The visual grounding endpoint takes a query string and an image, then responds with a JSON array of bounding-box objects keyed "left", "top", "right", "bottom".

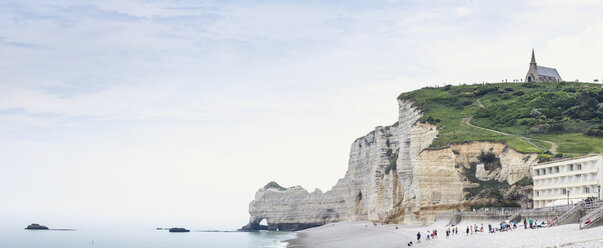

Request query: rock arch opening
[{"left": 259, "top": 219, "right": 268, "bottom": 226}]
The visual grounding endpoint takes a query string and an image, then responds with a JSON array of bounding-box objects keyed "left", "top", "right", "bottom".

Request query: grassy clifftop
[{"left": 398, "top": 82, "right": 602, "bottom": 156}]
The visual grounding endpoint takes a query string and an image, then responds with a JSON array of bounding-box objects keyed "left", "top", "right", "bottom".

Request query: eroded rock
[{"left": 242, "top": 100, "right": 538, "bottom": 230}]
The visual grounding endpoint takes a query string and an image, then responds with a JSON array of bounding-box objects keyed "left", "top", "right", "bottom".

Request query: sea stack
[
  {"left": 168, "top": 227, "right": 190, "bottom": 232},
  {"left": 25, "top": 224, "right": 49, "bottom": 230}
]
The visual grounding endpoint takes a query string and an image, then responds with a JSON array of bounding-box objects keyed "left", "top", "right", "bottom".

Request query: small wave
[{"left": 271, "top": 241, "right": 288, "bottom": 248}]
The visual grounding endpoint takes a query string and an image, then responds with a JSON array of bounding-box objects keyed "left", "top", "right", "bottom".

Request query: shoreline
[
  {"left": 283, "top": 232, "right": 305, "bottom": 247},
  {"left": 283, "top": 221, "right": 603, "bottom": 248}
]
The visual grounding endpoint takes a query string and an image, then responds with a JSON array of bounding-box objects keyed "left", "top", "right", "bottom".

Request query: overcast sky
[{"left": 1, "top": 0, "right": 602, "bottom": 230}]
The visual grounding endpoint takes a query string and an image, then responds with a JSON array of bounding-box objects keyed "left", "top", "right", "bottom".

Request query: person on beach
[
  {"left": 529, "top": 218, "right": 533, "bottom": 229},
  {"left": 466, "top": 226, "right": 469, "bottom": 236},
  {"left": 417, "top": 232, "right": 421, "bottom": 243},
  {"left": 426, "top": 231, "right": 431, "bottom": 240},
  {"left": 488, "top": 224, "right": 492, "bottom": 233},
  {"left": 455, "top": 227, "right": 458, "bottom": 235},
  {"left": 524, "top": 219, "right": 527, "bottom": 229}
]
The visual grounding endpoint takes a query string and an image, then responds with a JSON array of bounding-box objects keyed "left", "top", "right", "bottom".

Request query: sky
[{"left": 1, "top": 0, "right": 603, "bottom": 230}]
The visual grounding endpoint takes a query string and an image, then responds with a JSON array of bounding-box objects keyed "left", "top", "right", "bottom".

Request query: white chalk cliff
[{"left": 242, "top": 100, "right": 538, "bottom": 231}]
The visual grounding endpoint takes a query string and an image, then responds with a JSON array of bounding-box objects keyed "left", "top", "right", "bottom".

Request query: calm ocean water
[{"left": 0, "top": 228, "right": 295, "bottom": 248}]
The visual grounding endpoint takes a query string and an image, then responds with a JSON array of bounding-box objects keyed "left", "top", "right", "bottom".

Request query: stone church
[{"left": 525, "top": 49, "right": 562, "bottom": 82}]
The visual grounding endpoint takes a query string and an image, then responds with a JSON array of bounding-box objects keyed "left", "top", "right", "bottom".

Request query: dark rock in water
[
  {"left": 168, "top": 227, "right": 190, "bottom": 232},
  {"left": 25, "top": 224, "right": 49, "bottom": 230},
  {"left": 239, "top": 222, "right": 321, "bottom": 231}
]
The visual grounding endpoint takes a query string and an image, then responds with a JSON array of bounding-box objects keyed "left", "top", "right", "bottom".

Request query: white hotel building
[{"left": 533, "top": 154, "right": 603, "bottom": 208}]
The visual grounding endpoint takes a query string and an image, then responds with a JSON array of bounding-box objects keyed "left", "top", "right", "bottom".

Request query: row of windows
[
  {"left": 534, "top": 173, "right": 599, "bottom": 186},
  {"left": 535, "top": 186, "right": 599, "bottom": 197},
  {"left": 535, "top": 160, "right": 599, "bottom": 176}
]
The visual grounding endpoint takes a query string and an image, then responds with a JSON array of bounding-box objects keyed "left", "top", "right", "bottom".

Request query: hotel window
[
  {"left": 548, "top": 167, "right": 552, "bottom": 174},
  {"left": 585, "top": 187, "right": 590, "bottom": 193},
  {"left": 562, "top": 189, "right": 567, "bottom": 195},
  {"left": 536, "top": 170, "right": 540, "bottom": 176},
  {"left": 576, "top": 175, "right": 581, "bottom": 182},
  {"left": 569, "top": 164, "right": 574, "bottom": 171},
  {"left": 543, "top": 169, "right": 547, "bottom": 175},
  {"left": 536, "top": 191, "right": 540, "bottom": 197},
  {"left": 577, "top": 164, "right": 582, "bottom": 170},
  {"left": 555, "top": 166, "right": 560, "bottom": 173}
]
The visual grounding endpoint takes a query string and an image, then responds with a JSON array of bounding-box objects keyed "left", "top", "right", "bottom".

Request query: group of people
[
  {"left": 524, "top": 217, "right": 548, "bottom": 229},
  {"left": 412, "top": 225, "right": 465, "bottom": 245},
  {"left": 584, "top": 196, "right": 596, "bottom": 205},
  {"left": 409, "top": 219, "right": 539, "bottom": 246},
  {"left": 408, "top": 197, "right": 601, "bottom": 246}
]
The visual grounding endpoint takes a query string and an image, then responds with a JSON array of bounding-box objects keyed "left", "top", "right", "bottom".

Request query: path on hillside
[
  {"left": 462, "top": 116, "right": 509, "bottom": 136},
  {"left": 462, "top": 99, "right": 558, "bottom": 154},
  {"left": 537, "top": 139, "right": 557, "bottom": 154},
  {"left": 476, "top": 98, "right": 485, "bottom": 108}
]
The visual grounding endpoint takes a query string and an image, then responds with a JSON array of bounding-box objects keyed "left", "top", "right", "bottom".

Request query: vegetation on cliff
[
  {"left": 384, "top": 151, "right": 398, "bottom": 175},
  {"left": 460, "top": 151, "right": 532, "bottom": 208},
  {"left": 264, "top": 181, "right": 287, "bottom": 191},
  {"left": 398, "top": 82, "right": 602, "bottom": 155}
]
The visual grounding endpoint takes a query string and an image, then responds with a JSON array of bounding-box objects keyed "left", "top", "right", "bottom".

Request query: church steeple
[{"left": 530, "top": 49, "right": 536, "bottom": 64}]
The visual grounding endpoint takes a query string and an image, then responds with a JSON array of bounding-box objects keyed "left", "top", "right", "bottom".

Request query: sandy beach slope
[{"left": 285, "top": 221, "right": 603, "bottom": 248}]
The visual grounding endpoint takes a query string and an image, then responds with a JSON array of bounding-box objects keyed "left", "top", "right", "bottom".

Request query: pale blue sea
[{"left": 0, "top": 228, "right": 295, "bottom": 248}]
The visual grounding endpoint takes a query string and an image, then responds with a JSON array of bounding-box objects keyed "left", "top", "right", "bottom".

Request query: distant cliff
[{"left": 242, "top": 98, "right": 538, "bottom": 231}]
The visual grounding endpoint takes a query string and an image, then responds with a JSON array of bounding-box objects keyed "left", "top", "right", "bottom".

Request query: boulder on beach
[
  {"left": 168, "top": 227, "right": 190, "bottom": 232},
  {"left": 25, "top": 224, "right": 49, "bottom": 230}
]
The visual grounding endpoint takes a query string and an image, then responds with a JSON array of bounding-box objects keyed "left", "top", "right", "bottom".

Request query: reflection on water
[{"left": 0, "top": 228, "right": 295, "bottom": 248}]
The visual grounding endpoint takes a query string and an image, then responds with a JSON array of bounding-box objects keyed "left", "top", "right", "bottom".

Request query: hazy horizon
[{"left": 1, "top": 0, "right": 603, "bottom": 230}]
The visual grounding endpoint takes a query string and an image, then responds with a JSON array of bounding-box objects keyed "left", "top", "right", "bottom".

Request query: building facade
[
  {"left": 525, "top": 49, "right": 562, "bottom": 82},
  {"left": 533, "top": 154, "right": 603, "bottom": 208}
]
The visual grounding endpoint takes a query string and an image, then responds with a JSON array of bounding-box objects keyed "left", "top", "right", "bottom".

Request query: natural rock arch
[{"left": 259, "top": 219, "right": 268, "bottom": 226}]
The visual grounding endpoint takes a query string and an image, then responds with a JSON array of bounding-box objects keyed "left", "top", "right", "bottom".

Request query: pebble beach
[{"left": 285, "top": 221, "right": 603, "bottom": 248}]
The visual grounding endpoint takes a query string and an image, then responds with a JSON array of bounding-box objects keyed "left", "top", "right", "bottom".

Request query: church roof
[{"left": 537, "top": 66, "right": 561, "bottom": 80}]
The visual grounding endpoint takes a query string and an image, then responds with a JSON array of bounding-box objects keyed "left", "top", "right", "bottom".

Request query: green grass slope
[{"left": 398, "top": 82, "right": 603, "bottom": 156}]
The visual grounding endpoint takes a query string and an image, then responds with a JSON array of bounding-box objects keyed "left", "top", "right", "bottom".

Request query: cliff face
[{"left": 242, "top": 100, "right": 538, "bottom": 231}]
